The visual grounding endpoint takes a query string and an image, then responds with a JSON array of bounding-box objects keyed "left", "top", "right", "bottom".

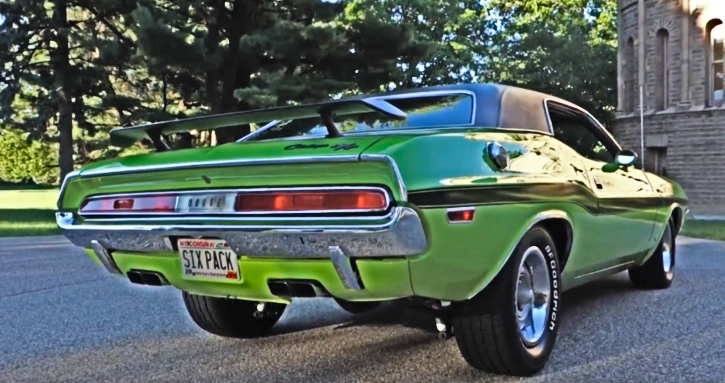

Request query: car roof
[{"left": 360, "top": 83, "right": 583, "bottom": 135}]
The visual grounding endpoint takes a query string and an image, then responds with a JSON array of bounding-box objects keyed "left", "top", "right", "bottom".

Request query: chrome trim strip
[
  {"left": 79, "top": 154, "right": 360, "bottom": 177},
  {"left": 90, "top": 240, "right": 122, "bottom": 274},
  {"left": 79, "top": 186, "right": 392, "bottom": 217},
  {"left": 542, "top": 98, "right": 556, "bottom": 134},
  {"left": 329, "top": 246, "right": 362, "bottom": 290},
  {"left": 57, "top": 170, "right": 81, "bottom": 209},
  {"left": 56, "top": 207, "right": 428, "bottom": 258},
  {"left": 71, "top": 154, "right": 407, "bottom": 204},
  {"left": 72, "top": 208, "right": 401, "bottom": 230},
  {"left": 573, "top": 261, "right": 635, "bottom": 279},
  {"left": 445, "top": 206, "right": 476, "bottom": 212},
  {"left": 544, "top": 99, "right": 623, "bottom": 152},
  {"left": 236, "top": 120, "right": 281, "bottom": 142},
  {"left": 82, "top": 209, "right": 395, "bottom": 223},
  {"left": 360, "top": 154, "right": 407, "bottom": 202}
]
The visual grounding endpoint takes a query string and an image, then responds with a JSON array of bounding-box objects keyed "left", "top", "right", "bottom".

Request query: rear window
[{"left": 246, "top": 93, "right": 474, "bottom": 142}]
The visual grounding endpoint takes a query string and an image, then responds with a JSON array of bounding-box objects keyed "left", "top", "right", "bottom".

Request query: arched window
[
  {"left": 707, "top": 20, "right": 724, "bottom": 106},
  {"left": 624, "top": 37, "right": 635, "bottom": 113},
  {"left": 655, "top": 29, "right": 669, "bottom": 111}
]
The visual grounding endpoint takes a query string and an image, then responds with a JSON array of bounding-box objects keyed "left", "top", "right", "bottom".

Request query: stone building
[{"left": 613, "top": 0, "right": 725, "bottom": 216}]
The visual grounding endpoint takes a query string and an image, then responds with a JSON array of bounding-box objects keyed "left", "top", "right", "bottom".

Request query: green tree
[
  {"left": 344, "top": 0, "right": 491, "bottom": 88},
  {"left": 1, "top": 0, "right": 621, "bottom": 185},
  {"left": 0, "top": 0, "right": 171, "bottom": 182},
  {"left": 130, "top": 0, "right": 440, "bottom": 144},
  {"left": 0, "top": 128, "right": 59, "bottom": 184},
  {"left": 483, "top": 0, "right": 618, "bottom": 128}
]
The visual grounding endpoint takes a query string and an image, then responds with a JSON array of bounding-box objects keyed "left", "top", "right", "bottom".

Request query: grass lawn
[
  {"left": 681, "top": 219, "right": 725, "bottom": 242},
  {"left": 0, "top": 189, "right": 59, "bottom": 237},
  {"left": 1, "top": 187, "right": 725, "bottom": 242}
]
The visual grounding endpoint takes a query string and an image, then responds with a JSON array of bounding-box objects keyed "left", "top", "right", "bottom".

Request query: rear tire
[
  {"left": 452, "top": 226, "right": 562, "bottom": 376},
  {"left": 628, "top": 218, "right": 676, "bottom": 290},
  {"left": 182, "top": 292, "right": 286, "bottom": 338},
  {"left": 334, "top": 298, "right": 381, "bottom": 314}
]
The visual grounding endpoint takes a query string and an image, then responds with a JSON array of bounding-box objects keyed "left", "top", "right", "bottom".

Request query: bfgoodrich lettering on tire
[{"left": 452, "top": 225, "right": 561, "bottom": 376}]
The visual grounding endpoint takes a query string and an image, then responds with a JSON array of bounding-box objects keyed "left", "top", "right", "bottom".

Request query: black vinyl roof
[{"left": 363, "top": 83, "right": 581, "bottom": 135}]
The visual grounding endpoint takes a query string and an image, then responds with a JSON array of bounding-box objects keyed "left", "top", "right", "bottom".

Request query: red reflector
[
  {"left": 235, "top": 190, "right": 388, "bottom": 212},
  {"left": 447, "top": 208, "right": 475, "bottom": 223},
  {"left": 80, "top": 195, "right": 177, "bottom": 213}
]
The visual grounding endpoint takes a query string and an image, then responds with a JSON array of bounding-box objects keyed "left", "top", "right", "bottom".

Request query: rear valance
[{"left": 109, "top": 98, "right": 407, "bottom": 149}]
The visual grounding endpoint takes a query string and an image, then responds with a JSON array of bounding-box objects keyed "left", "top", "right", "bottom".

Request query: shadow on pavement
[{"left": 268, "top": 273, "right": 641, "bottom": 339}]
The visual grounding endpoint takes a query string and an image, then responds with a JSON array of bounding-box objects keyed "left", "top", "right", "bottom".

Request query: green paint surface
[{"left": 61, "top": 129, "right": 689, "bottom": 302}]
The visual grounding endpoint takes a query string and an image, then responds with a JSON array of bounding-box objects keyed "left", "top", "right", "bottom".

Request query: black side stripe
[{"left": 407, "top": 183, "right": 687, "bottom": 216}]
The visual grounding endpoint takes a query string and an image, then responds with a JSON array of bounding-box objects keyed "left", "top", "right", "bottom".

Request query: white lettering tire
[{"left": 452, "top": 225, "right": 561, "bottom": 376}]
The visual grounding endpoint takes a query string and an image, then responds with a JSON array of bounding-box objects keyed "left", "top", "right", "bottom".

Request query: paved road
[{"left": 1, "top": 236, "right": 724, "bottom": 383}]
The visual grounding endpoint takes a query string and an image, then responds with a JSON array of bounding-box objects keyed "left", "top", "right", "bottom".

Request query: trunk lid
[
  {"left": 78, "top": 136, "right": 381, "bottom": 177},
  {"left": 60, "top": 136, "right": 403, "bottom": 210}
]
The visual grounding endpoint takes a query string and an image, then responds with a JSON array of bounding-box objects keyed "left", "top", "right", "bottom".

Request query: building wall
[
  {"left": 613, "top": 0, "right": 725, "bottom": 216},
  {"left": 613, "top": 111, "right": 725, "bottom": 215}
]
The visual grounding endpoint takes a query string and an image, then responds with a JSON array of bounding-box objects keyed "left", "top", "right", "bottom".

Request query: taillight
[
  {"left": 79, "top": 188, "right": 390, "bottom": 215},
  {"left": 80, "top": 195, "right": 177, "bottom": 214},
  {"left": 235, "top": 189, "right": 388, "bottom": 212}
]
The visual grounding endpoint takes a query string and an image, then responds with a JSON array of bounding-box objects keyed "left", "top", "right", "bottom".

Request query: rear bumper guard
[{"left": 56, "top": 207, "right": 428, "bottom": 259}]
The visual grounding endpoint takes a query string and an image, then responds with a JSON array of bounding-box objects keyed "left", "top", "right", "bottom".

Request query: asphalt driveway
[{"left": 0, "top": 235, "right": 723, "bottom": 383}]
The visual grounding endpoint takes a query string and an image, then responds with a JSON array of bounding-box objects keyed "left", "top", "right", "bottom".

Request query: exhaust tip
[
  {"left": 127, "top": 271, "right": 144, "bottom": 284},
  {"left": 127, "top": 270, "right": 169, "bottom": 286},
  {"left": 268, "top": 280, "right": 328, "bottom": 298},
  {"left": 141, "top": 272, "right": 163, "bottom": 286}
]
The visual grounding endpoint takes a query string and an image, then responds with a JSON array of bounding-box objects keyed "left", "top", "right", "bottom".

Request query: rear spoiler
[{"left": 109, "top": 97, "right": 407, "bottom": 150}]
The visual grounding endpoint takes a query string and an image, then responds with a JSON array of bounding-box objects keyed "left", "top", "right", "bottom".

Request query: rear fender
[
  {"left": 463, "top": 210, "right": 573, "bottom": 300},
  {"left": 636, "top": 202, "right": 686, "bottom": 266},
  {"left": 408, "top": 207, "right": 572, "bottom": 302}
]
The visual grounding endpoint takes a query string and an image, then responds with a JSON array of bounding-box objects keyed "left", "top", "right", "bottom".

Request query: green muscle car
[{"left": 56, "top": 83, "right": 688, "bottom": 376}]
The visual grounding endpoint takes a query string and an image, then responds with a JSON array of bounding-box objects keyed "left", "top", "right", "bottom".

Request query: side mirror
[{"left": 614, "top": 149, "right": 637, "bottom": 168}]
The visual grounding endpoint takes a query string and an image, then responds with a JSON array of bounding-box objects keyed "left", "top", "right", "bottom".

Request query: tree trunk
[
  {"left": 52, "top": 0, "right": 74, "bottom": 182},
  {"left": 214, "top": 0, "right": 259, "bottom": 144},
  {"left": 204, "top": 0, "right": 221, "bottom": 114}
]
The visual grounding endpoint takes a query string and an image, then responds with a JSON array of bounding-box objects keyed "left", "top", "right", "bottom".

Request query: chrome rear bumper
[{"left": 56, "top": 207, "right": 428, "bottom": 259}]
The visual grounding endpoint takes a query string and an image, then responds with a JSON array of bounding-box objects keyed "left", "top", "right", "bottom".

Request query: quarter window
[{"left": 548, "top": 106, "right": 615, "bottom": 163}]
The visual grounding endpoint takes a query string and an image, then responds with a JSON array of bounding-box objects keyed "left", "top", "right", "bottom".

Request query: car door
[{"left": 546, "top": 101, "right": 659, "bottom": 275}]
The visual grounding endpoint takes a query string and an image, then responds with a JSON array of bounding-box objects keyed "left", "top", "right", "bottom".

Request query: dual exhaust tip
[
  {"left": 127, "top": 270, "right": 169, "bottom": 286},
  {"left": 268, "top": 280, "right": 329, "bottom": 298}
]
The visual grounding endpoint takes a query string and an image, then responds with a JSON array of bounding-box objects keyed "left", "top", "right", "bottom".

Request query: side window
[{"left": 548, "top": 106, "right": 615, "bottom": 164}]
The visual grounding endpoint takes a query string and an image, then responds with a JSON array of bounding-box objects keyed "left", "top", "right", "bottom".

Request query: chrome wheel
[
  {"left": 515, "top": 246, "right": 551, "bottom": 347},
  {"left": 662, "top": 224, "right": 674, "bottom": 277},
  {"left": 662, "top": 243, "right": 672, "bottom": 273},
  {"left": 627, "top": 219, "right": 677, "bottom": 290},
  {"left": 452, "top": 226, "right": 561, "bottom": 376}
]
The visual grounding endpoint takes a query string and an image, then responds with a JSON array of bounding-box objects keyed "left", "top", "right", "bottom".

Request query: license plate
[
  {"left": 178, "top": 238, "right": 241, "bottom": 281},
  {"left": 177, "top": 194, "right": 235, "bottom": 213}
]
